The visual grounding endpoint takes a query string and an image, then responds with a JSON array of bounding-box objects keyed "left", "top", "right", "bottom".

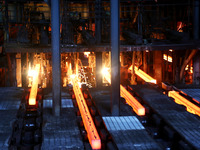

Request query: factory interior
[{"left": 0, "top": 0, "right": 200, "bottom": 149}]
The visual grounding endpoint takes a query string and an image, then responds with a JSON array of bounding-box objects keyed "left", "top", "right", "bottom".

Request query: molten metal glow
[
  {"left": 102, "top": 67, "right": 145, "bottom": 116},
  {"left": 133, "top": 66, "right": 157, "bottom": 84},
  {"left": 72, "top": 76, "right": 101, "bottom": 150},
  {"left": 28, "top": 69, "right": 36, "bottom": 77},
  {"left": 29, "top": 64, "right": 40, "bottom": 105},
  {"left": 168, "top": 91, "right": 200, "bottom": 116},
  {"left": 120, "top": 85, "right": 145, "bottom": 116}
]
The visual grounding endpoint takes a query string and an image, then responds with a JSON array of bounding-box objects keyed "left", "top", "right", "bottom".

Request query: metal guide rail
[
  {"left": 9, "top": 64, "right": 43, "bottom": 150},
  {"left": 129, "top": 84, "right": 200, "bottom": 150},
  {"left": 69, "top": 77, "right": 118, "bottom": 150}
]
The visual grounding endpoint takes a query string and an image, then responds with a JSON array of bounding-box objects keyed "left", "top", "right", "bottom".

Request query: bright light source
[
  {"left": 28, "top": 69, "right": 36, "bottom": 77},
  {"left": 29, "top": 64, "right": 40, "bottom": 105},
  {"left": 102, "top": 67, "right": 111, "bottom": 83},
  {"left": 101, "top": 67, "right": 109, "bottom": 75},
  {"left": 185, "top": 65, "right": 189, "bottom": 71},
  {"left": 84, "top": 52, "right": 91, "bottom": 58},
  {"left": 70, "top": 74, "right": 76, "bottom": 79},
  {"left": 163, "top": 54, "right": 172, "bottom": 62}
]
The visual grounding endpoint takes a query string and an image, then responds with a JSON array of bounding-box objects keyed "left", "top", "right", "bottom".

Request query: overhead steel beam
[
  {"left": 51, "top": 0, "right": 61, "bottom": 116},
  {"left": 111, "top": 0, "right": 120, "bottom": 116},
  {"left": 194, "top": 0, "right": 199, "bottom": 40}
]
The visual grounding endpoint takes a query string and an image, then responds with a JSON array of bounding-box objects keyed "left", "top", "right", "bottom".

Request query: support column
[
  {"left": 153, "top": 51, "right": 163, "bottom": 86},
  {"left": 16, "top": 53, "right": 22, "bottom": 87},
  {"left": 120, "top": 52, "right": 124, "bottom": 67},
  {"left": 111, "top": 0, "right": 120, "bottom": 116},
  {"left": 194, "top": 0, "right": 199, "bottom": 40},
  {"left": 51, "top": 0, "right": 61, "bottom": 116},
  {"left": 95, "top": 0, "right": 102, "bottom": 44},
  {"left": 5, "top": 0, "right": 9, "bottom": 42},
  {"left": 21, "top": 53, "right": 27, "bottom": 87},
  {"left": 193, "top": 53, "right": 200, "bottom": 85},
  {"left": 131, "top": 51, "right": 136, "bottom": 85},
  {"left": 143, "top": 51, "right": 147, "bottom": 73},
  {"left": 96, "top": 52, "right": 102, "bottom": 87}
]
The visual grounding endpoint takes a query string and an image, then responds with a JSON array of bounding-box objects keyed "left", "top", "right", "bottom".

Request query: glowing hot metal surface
[
  {"left": 29, "top": 64, "right": 40, "bottom": 105},
  {"left": 129, "top": 65, "right": 156, "bottom": 84},
  {"left": 169, "top": 91, "right": 200, "bottom": 116},
  {"left": 103, "top": 68, "right": 145, "bottom": 116},
  {"left": 72, "top": 77, "right": 101, "bottom": 150}
]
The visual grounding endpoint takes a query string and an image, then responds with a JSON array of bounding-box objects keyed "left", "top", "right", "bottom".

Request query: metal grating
[
  {"left": 103, "top": 116, "right": 144, "bottom": 131},
  {"left": 130, "top": 85, "right": 200, "bottom": 149},
  {"left": 43, "top": 98, "right": 74, "bottom": 108},
  {"left": 180, "top": 89, "right": 200, "bottom": 102},
  {"left": 103, "top": 116, "right": 161, "bottom": 150}
]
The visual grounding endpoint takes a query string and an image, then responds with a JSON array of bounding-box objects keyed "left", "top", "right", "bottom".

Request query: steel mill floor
[
  {"left": 1, "top": 87, "right": 200, "bottom": 150},
  {"left": 41, "top": 89, "right": 84, "bottom": 150},
  {"left": 130, "top": 84, "right": 200, "bottom": 150},
  {"left": 89, "top": 87, "right": 162, "bottom": 150},
  {"left": 0, "top": 87, "right": 23, "bottom": 150}
]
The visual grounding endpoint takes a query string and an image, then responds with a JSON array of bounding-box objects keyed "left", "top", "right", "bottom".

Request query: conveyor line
[{"left": 129, "top": 84, "right": 200, "bottom": 150}]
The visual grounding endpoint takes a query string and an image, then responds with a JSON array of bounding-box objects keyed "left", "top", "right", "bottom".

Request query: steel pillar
[
  {"left": 111, "top": 0, "right": 120, "bottom": 116},
  {"left": 95, "top": 0, "right": 102, "bottom": 44},
  {"left": 194, "top": 0, "right": 199, "bottom": 40},
  {"left": 51, "top": 0, "right": 61, "bottom": 116},
  {"left": 5, "top": 0, "right": 9, "bottom": 42},
  {"left": 96, "top": 52, "right": 102, "bottom": 88}
]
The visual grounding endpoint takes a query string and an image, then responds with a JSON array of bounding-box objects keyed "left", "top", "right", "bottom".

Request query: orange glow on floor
[
  {"left": 102, "top": 68, "right": 145, "bottom": 116},
  {"left": 168, "top": 91, "right": 200, "bottom": 117},
  {"left": 72, "top": 76, "right": 101, "bottom": 150},
  {"left": 128, "top": 65, "right": 156, "bottom": 84},
  {"left": 29, "top": 64, "right": 40, "bottom": 105}
]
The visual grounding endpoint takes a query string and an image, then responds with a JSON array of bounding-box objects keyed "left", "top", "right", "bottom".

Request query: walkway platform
[
  {"left": 90, "top": 87, "right": 162, "bottom": 150},
  {"left": 0, "top": 87, "right": 22, "bottom": 150},
  {"left": 41, "top": 92, "right": 84, "bottom": 150},
  {"left": 181, "top": 88, "right": 200, "bottom": 103},
  {"left": 103, "top": 116, "right": 162, "bottom": 150}
]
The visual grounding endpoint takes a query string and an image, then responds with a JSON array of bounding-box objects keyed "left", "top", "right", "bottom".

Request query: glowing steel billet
[
  {"left": 72, "top": 77, "right": 101, "bottom": 150},
  {"left": 134, "top": 66, "right": 157, "bottom": 84},
  {"left": 29, "top": 64, "right": 40, "bottom": 105},
  {"left": 120, "top": 85, "right": 145, "bottom": 116},
  {"left": 168, "top": 91, "right": 200, "bottom": 116},
  {"left": 103, "top": 70, "right": 145, "bottom": 116}
]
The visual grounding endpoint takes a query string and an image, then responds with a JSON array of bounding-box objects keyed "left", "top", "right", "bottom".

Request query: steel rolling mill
[
  {"left": 3, "top": 55, "right": 200, "bottom": 150},
  {"left": 1, "top": 0, "right": 200, "bottom": 150}
]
